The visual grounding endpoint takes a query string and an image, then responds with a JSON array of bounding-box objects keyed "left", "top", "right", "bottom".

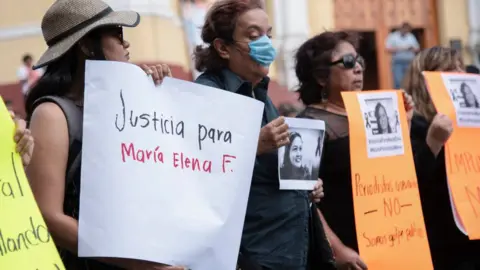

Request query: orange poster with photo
[
  {"left": 423, "top": 72, "right": 480, "bottom": 239},
  {"left": 342, "top": 90, "right": 433, "bottom": 270}
]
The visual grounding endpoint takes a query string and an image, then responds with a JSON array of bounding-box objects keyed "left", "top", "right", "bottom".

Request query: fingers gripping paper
[
  {"left": 0, "top": 98, "right": 65, "bottom": 270},
  {"left": 423, "top": 72, "right": 480, "bottom": 239},
  {"left": 342, "top": 91, "right": 433, "bottom": 270},
  {"left": 78, "top": 61, "right": 263, "bottom": 269}
]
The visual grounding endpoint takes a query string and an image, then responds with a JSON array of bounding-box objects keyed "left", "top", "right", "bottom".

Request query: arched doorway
[{"left": 334, "top": 0, "right": 439, "bottom": 89}]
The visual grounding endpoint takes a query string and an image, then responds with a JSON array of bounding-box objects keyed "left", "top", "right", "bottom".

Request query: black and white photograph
[
  {"left": 442, "top": 73, "right": 480, "bottom": 127},
  {"left": 363, "top": 97, "right": 400, "bottom": 135},
  {"left": 278, "top": 118, "right": 325, "bottom": 190},
  {"left": 358, "top": 92, "right": 405, "bottom": 158},
  {"left": 450, "top": 81, "right": 480, "bottom": 109}
]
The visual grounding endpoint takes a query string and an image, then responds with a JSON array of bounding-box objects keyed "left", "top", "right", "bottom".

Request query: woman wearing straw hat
[{"left": 24, "top": 0, "right": 184, "bottom": 269}]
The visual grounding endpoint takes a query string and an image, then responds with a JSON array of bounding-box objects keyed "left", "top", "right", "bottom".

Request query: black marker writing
[
  {"left": 0, "top": 153, "right": 25, "bottom": 200},
  {"left": 198, "top": 124, "right": 232, "bottom": 150},
  {"left": 115, "top": 89, "right": 185, "bottom": 137},
  {"left": 0, "top": 216, "right": 51, "bottom": 256}
]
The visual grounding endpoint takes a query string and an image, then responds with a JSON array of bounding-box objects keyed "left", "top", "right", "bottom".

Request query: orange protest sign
[
  {"left": 342, "top": 90, "right": 432, "bottom": 270},
  {"left": 423, "top": 72, "right": 480, "bottom": 239}
]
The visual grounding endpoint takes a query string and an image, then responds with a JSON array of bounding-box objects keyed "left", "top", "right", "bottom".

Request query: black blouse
[
  {"left": 410, "top": 113, "right": 480, "bottom": 270},
  {"left": 297, "top": 107, "right": 359, "bottom": 251}
]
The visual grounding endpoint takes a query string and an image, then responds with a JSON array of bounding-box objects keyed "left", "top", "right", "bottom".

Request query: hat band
[{"left": 46, "top": 7, "right": 113, "bottom": 47}]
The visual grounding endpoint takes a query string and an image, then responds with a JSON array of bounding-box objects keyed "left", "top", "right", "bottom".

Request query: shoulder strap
[{"left": 32, "top": 96, "right": 83, "bottom": 187}]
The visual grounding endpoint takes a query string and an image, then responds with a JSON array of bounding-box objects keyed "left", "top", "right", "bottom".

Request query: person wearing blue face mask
[{"left": 194, "top": 1, "right": 333, "bottom": 270}]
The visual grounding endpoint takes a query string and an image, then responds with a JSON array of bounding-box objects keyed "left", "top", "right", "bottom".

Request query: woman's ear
[{"left": 213, "top": 38, "right": 230, "bottom": 60}]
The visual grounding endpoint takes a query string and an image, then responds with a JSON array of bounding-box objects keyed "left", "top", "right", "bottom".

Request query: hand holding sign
[
  {"left": 402, "top": 91, "right": 415, "bottom": 126},
  {"left": 310, "top": 178, "right": 325, "bottom": 203},
  {"left": 257, "top": 116, "right": 290, "bottom": 155},
  {"left": 11, "top": 111, "right": 34, "bottom": 167},
  {"left": 335, "top": 245, "right": 368, "bottom": 270},
  {"left": 140, "top": 64, "right": 173, "bottom": 85},
  {"left": 426, "top": 113, "right": 453, "bottom": 157}
]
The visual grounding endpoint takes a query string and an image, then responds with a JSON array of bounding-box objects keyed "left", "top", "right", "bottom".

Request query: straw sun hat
[{"left": 33, "top": 0, "right": 140, "bottom": 69}]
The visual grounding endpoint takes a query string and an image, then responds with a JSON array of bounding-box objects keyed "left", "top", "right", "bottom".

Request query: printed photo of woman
[
  {"left": 460, "top": 82, "right": 480, "bottom": 108},
  {"left": 280, "top": 132, "right": 315, "bottom": 180},
  {"left": 374, "top": 102, "right": 393, "bottom": 134}
]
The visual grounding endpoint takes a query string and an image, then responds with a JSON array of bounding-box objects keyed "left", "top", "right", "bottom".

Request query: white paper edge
[{"left": 279, "top": 179, "right": 317, "bottom": 190}]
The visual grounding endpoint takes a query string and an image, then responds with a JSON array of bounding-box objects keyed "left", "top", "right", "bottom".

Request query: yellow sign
[{"left": 0, "top": 98, "right": 65, "bottom": 269}]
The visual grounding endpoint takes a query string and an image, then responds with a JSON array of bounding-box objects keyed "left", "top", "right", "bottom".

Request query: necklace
[{"left": 311, "top": 102, "right": 347, "bottom": 116}]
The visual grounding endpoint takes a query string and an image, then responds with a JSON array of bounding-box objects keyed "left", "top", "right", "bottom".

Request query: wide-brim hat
[{"left": 34, "top": 0, "right": 140, "bottom": 69}]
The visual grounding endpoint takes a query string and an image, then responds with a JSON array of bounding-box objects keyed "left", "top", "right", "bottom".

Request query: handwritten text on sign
[
  {"left": 0, "top": 98, "right": 65, "bottom": 270},
  {"left": 114, "top": 89, "right": 235, "bottom": 172},
  {"left": 78, "top": 61, "right": 263, "bottom": 270},
  {"left": 342, "top": 91, "right": 432, "bottom": 270},
  {"left": 423, "top": 72, "right": 480, "bottom": 239}
]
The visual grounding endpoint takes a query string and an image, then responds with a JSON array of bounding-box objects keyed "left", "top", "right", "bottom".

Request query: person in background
[
  {"left": 386, "top": 22, "right": 420, "bottom": 89},
  {"left": 404, "top": 46, "right": 480, "bottom": 270},
  {"left": 25, "top": 0, "right": 178, "bottom": 269},
  {"left": 17, "top": 54, "right": 43, "bottom": 99},
  {"left": 465, "top": 64, "right": 480, "bottom": 74},
  {"left": 193, "top": 0, "right": 327, "bottom": 269},
  {"left": 294, "top": 31, "right": 415, "bottom": 270},
  {"left": 278, "top": 103, "right": 301, "bottom": 117}
]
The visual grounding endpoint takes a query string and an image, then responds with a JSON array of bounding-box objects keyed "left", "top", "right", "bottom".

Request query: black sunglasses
[
  {"left": 92, "top": 26, "right": 124, "bottom": 44},
  {"left": 330, "top": 54, "right": 365, "bottom": 69},
  {"left": 110, "top": 27, "right": 124, "bottom": 44}
]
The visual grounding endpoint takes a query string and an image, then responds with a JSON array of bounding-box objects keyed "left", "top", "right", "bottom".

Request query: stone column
[
  {"left": 467, "top": 0, "right": 480, "bottom": 66},
  {"left": 273, "top": 0, "right": 310, "bottom": 91}
]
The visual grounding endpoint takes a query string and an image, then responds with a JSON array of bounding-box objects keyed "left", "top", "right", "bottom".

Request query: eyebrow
[{"left": 247, "top": 25, "right": 273, "bottom": 33}]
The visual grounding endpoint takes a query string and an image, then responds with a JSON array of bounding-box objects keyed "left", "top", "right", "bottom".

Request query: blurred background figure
[
  {"left": 278, "top": 103, "right": 301, "bottom": 117},
  {"left": 386, "top": 22, "right": 420, "bottom": 89},
  {"left": 16, "top": 54, "right": 43, "bottom": 99},
  {"left": 179, "top": 0, "right": 212, "bottom": 80}
]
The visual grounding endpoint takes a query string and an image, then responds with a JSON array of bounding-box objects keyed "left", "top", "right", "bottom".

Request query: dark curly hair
[
  {"left": 193, "top": 0, "right": 263, "bottom": 72},
  {"left": 294, "top": 31, "right": 360, "bottom": 106}
]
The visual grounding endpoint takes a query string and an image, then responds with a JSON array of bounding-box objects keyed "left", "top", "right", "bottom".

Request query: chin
[
  {"left": 353, "top": 84, "right": 364, "bottom": 91},
  {"left": 257, "top": 65, "right": 270, "bottom": 77}
]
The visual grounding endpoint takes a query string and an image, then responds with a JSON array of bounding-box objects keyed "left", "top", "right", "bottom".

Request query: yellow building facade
[{"left": 0, "top": 0, "right": 476, "bottom": 114}]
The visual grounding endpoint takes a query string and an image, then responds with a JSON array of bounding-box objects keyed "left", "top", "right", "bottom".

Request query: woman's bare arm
[
  {"left": 27, "top": 102, "right": 186, "bottom": 270},
  {"left": 317, "top": 208, "right": 343, "bottom": 251},
  {"left": 27, "top": 102, "right": 79, "bottom": 252}
]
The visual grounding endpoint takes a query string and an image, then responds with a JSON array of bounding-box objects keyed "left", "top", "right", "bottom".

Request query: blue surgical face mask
[{"left": 248, "top": 35, "right": 277, "bottom": 67}]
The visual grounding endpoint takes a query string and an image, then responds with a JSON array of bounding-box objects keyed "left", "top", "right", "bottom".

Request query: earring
[
  {"left": 321, "top": 90, "right": 329, "bottom": 103},
  {"left": 90, "top": 51, "right": 95, "bottom": 56}
]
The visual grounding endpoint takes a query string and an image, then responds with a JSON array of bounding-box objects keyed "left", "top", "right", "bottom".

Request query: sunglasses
[
  {"left": 109, "top": 27, "right": 124, "bottom": 44},
  {"left": 330, "top": 54, "right": 365, "bottom": 69},
  {"left": 92, "top": 26, "right": 124, "bottom": 44}
]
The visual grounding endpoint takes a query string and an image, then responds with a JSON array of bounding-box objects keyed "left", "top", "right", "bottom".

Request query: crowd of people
[{"left": 6, "top": 0, "right": 480, "bottom": 269}]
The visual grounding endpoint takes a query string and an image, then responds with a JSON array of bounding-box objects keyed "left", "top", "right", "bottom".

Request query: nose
[
  {"left": 353, "top": 61, "right": 363, "bottom": 74},
  {"left": 123, "top": 39, "right": 130, "bottom": 49}
]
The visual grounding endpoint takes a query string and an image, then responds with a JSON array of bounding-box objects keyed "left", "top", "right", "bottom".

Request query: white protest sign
[{"left": 78, "top": 61, "right": 264, "bottom": 270}]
